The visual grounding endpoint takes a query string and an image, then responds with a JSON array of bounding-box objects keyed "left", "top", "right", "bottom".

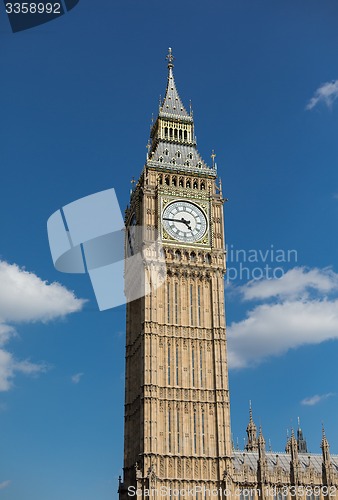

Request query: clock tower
[{"left": 119, "top": 49, "right": 232, "bottom": 499}]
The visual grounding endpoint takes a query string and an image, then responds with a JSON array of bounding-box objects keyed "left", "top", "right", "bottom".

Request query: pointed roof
[
  {"left": 321, "top": 424, "right": 330, "bottom": 451},
  {"left": 159, "top": 48, "right": 193, "bottom": 122}
]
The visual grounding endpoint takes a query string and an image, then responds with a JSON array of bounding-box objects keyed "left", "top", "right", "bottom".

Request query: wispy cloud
[
  {"left": 240, "top": 267, "right": 338, "bottom": 301},
  {"left": 228, "top": 267, "right": 338, "bottom": 369},
  {"left": 71, "top": 372, "right": 84, "bottom": 384},
  {"left": 0, "top": 480, "right": 11, "bottom": 490},
  {"left": 0, "top": 260, "right": 86, "bottom": 391},
  {"left": 301, "top": 393, "right": 335, "bottom": 406},
  {"left": 306, "top": 80, "right": 338, "bottom": 110}
]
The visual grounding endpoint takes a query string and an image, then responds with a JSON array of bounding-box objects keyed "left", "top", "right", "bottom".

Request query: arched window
[
  {"left": 176, "top": 151, "right": 181, "bottom": 158},
  {"left": 158, "top": 175, "right": 163, "bottom": 185},
  {"left": 201, "top": 182, "right": 205, "bottom": 190},
  {"left": 172, "top": 176, "right": 177, "bottom": 186},
  {"left": 193, "top": 180, "right": 198, "bottom": 189},
  {"left": 186, "top": 180, "right": 191, "bottom": 188},
  {"left": 165, "top": 176, "right": 170, "bottom": 186},
  {"left": 164, "top": 149, "right": 169, "bottom": 156},
  {"left": 205, "top": 254, "right": 211, "bottom": 264},
  {"left": 184, "top": 130, "right": 187, "bottom": 140},
  {"left": 172, "top": 158, "right": 176, "bottom": 166},
  {"left": 174, "top": 129, "right": 178, "bottom": 139},
  {"left": 164, "top": 127, "right": 168, "bottom": 138},
  {"left": 159, "top": 156, "right": 163, "bottom": 163},
  {"left": 188, "top": 153, "right": 193, "bottom": 160},
  {"left": 179, "top": 130, "right": 182, "bottom": 140},
  {"left": 190, "top": 252, "right": 196, "bottom": 262},
  {"left": 179, "top": 178, "right": 184, "bottom": 187},
  {"left": 175, "top": 250, "right": 181, "bottom": 261},
  {"left": 169, "top": 128, "right": 173, "bottom": 138}
]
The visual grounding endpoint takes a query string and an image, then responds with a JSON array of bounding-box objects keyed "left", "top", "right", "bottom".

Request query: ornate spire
[
  {"left": 321, "top": 424, "right": 331, "bottom": 461},
  {"left": 297, "top": 417, "right": 308, "bottom": 454},
  {"left": 245, "top": 401, "right": 258, "bottom": 452},
  {"left": 147, "top": 49, "right": 216, "bottom": 176},
  {"left": 159, "top": 48, "right": 192, "bottom": 121}
]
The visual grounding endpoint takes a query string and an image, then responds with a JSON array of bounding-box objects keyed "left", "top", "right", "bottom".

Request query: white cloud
[
  {"left": 0, "top": 260, "right": 85, "bottom": 323},
  {"left": 241, "top": 267, "right": 338, "bottom": 301},
  {"left": 71, "top": 372, "right": 84, "bottom": 384},
  {"left": 306, "top": 80, "right": 338, "bottom": 110},
  {"left": 0, "top": 480, "right": 11, "bottom": 490},
  {"left": 0, "top": 260, "right": 85, "bottom": 391},
  {"left": 228, "top": 267, "right": 338, "bottom": 369},
  {"left": 301, "top": 393, "right": 335, "bottom": 406}
]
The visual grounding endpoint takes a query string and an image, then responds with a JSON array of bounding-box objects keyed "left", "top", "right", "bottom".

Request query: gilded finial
[{"left": 166, "top": 47, "right": 174, "bottom": 68}]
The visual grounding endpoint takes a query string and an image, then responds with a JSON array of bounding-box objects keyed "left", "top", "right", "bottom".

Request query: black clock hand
[{"left": 163, "top": 217, "right": 192, "bottom": 230}]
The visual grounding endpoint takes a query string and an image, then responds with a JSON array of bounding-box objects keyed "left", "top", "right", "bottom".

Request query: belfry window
[
  {"left": 193, "top": 180, "right": 198, "bottom": 189},
  {"left": 201, "top": 181, "right": 205, "bottom": 190},
  {"left": 179, "top": 178, "right": 184, "bottom": 187},
  {"left": 179, "top": 130, "right": 182, "bottom": 140},
  {"left": 186, "top": 179, "right": 191, "bottom": 188},
  {"left": 164, "top": 127, "right": 168, "bottom": 138},
  {"left": 174, "top": 129, "right": 178, "bottom": 139},
  {"left": 184, "top": 130, "right": 187, "bottom": 140}
]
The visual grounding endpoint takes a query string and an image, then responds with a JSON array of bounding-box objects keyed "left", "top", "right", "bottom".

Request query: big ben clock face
[{"left": 162, "top": 200, "right": 207, "bottom": 243}]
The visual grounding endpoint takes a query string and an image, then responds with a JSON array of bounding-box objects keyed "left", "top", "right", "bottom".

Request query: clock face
[
  {"left": 127, "top": 213, "right": 137, "bottom": 256},
  {"left": 162, "top": 200, "right": 207, "bottom": 243}
]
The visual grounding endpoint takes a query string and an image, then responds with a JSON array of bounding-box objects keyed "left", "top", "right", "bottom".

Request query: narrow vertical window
[
  {"left": 200, "top": 346, "right": 203, "bottom": 388},
  {"left": 177, "top": 409, "right": 180, "bottom": 453},
  {"left": 190, "top": 284, "right": 193, "bottom": 325},
  {"left": 168, "top": 345, "right": 171, "bottom": 385},
  {"left": 202, "top": 411, "right": 205, "bottom": 454},
  {"left": 168, "top": 409, "right": 172, "bottom": 453},
  {"left": 175, "top": 282, "right": 178, "bottom": 324},
  {"left": 167, "top": 282, "right": 170, "bottom": 323},
  {"left": 193, "top": 410, "right": 197, "bottom": 454},
  {"left": 176, "top": 344, "right": 179, "bottom": 385},
  {"left": 197, "top": 285, "right": 201, "bottom": 326},
  {"left": 192, "top": 347, "right": 195, "bottom": 386}
]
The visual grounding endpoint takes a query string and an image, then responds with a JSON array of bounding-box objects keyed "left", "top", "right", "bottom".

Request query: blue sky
[{"left": 1, "top": 0, "right": 338, "bottom": 498}]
